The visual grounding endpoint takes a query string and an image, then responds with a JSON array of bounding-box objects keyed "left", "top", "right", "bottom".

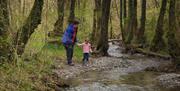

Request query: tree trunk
[
  {"left": 0, "top": 0, "right": 14, "bottom": 62},
  {"left": 15, "top": 0, "right": 44, "bottom": 55},
  {"left": 137, "top": 0, "right": 146, "bottom": 44},
  {"left": 96, "top": 0, "right": 111, "bottom": 56},
  {"left": 53, "top": 0, "right": 65, "bottom": 36},
  {"left": 120, "top": 0, "right": 125, "bottom": 42},
  {"left": 123, "top": 0, "right": 127, "bottom": 19},
  {"left": 167, "top": 0, "right": 180, "bottom": 65},
  {"left": 150, "top": 0, "right": 167, "bottom": 52},
  {"left": 126, "top": 0, "right": 134, "bottom": 44},
  {"left": 91, "top": 0, "right": 101, "bottom": 47},
  {"left": 133, "top": 0, "right": 138, "bottom": 40},
  {"left": 68, "top": 0, "right": 76, "bottom": 22},
  {"left": 176, "top": 0, "right": 180, "bottom": 46}
]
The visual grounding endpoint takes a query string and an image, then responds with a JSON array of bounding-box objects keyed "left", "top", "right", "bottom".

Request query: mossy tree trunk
[
  {"left": 137, "top": 0, "right": 146, "bottom": 44},
  {"left": 91, "top": 0, "right": 101, "bottom": 47},
  {"left": 15, "top": 0, "right": 44, "bottom": 55},
  {"left": 53, "top": 0, "right": 65, "bottom": 36},
  {"left": 96, "top": 0, "right": 111, "bottom": 56},
  {"left": 0, "top": 0, "right": 14, "bottom": 62},
  {"left": 126, "top": 0, "right": 136, "bottom": 44},
  {"left": 150, "top": 0, "right": 167, "bottom": 52},
  {"left": 167, "top": 0, "right": 180, "bottom": 65}
]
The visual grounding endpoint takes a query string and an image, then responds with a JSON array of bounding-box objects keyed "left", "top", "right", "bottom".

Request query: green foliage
[
  {"left": 0, "top": 57, "right": 53, "bottom": 91},
  {"left": 41, "top": 43, "right": 83, "bottom": 63}
]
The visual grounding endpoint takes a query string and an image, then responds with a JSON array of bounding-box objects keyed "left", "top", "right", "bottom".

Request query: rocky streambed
[{"left": 53, "top": 43, "right": 180, "bottom": 91}]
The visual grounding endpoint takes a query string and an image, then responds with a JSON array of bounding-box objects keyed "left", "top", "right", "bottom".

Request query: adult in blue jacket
[{"left": 62, "top": 19, "right": 79, "bottom": 66}]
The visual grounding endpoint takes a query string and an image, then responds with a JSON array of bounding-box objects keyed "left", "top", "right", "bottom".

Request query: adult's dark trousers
[{"left": 64, "top": 44, "right": 74, "bottom": 64}]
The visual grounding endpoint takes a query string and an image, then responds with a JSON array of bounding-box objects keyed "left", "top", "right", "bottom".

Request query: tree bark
[
  {"left": 150, "top": 0, "right": 167, "bottom": 52},
  {"left": 133, "top": 0, "right": 138, "bottom": 38},
  {"left": 0, "top": 0, "right": 14, "bottom": 62},
  {"left": 167, "top": 0, "right": 180, "bottom": 65},
  {"left": 120, "top": 0, "right": 125, "bottom": 42},
  {"left": 53, "top": 0, "right": 65, "bottom": 36},
  {"left": 123, "top": 0, "right": 127, "bottom": 19},
  {"left": 68, "top": 0, "right": 76, "bottom": 22},
  {"left": 137, "top": 0, "right": 146, "bottom": 44},
  {"left": 96, "top": 0, "right": 111, "bottom": 56},
  {"left": 126, "top": 0, "right": 135, "bottom": 44},
  {"left": 91, "top": 0, "right": 101, "bottom": 47},
  {"left": 15, "top": 0, "right": 44, "bottom": 55}
]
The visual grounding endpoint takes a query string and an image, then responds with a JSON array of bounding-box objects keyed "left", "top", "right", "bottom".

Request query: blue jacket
[{"left": 62, "top": 24, "right": 77, "bottom": 45}]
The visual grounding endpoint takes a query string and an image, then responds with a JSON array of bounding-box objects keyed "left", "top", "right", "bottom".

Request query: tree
[
  {"left": 96, "top": 0, "right": 111, "bottom": 56},
  {"left": 0, "top": 0, "right": 14, "bottom": 62},
  {"left": 68, "top": 0, "right": 76, "bottom": 21},
  {"left": 126, "top": 0, "right": 136, "bottom": 44},
  {"left": 133, "top": 0, "right": 138, "bottom": 39},
  {"left": 120, "top": 0, "right": 125, "bottom": 42},
  {"left": 167, "top": 0, "right": 180, "bottom": 65},
  {"left": 137, "top": 0, "right": 146, "bottom": 44},
  {"left": 91, "top": 0, "right": 101, "bottom": 47},
  {"left": 15, "top": 0, "right": 44, "bottom": 55},
  {"left": 123, "top": 0, "right": 127, "bottom": 19},
  {"left": 150, "top": 0, "right": 167, "bottom": 52},
  {"left": 53, "top": 0, "right": 65, "bottom": 36}
]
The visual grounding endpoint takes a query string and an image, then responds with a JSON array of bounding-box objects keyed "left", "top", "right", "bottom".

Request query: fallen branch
[{"left": 125, "top": 44, "right": 171, "bottom": 60}]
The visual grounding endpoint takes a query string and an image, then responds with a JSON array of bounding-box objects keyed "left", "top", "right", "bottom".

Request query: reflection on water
[{"left": 61, "top": 70, "right": 179, "bottom": 91}]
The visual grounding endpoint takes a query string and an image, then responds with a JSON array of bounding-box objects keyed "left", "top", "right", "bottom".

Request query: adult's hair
[{"left": 69, "top": 18, "right": 80, "bottom": 24}]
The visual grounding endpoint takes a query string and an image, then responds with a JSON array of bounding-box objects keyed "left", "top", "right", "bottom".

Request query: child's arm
[
  {"left": 77, "top": 43, "right": 83, "bottom": 47},
  {"left": 90, "top": 44, "right": 93, "bottom": 53}
]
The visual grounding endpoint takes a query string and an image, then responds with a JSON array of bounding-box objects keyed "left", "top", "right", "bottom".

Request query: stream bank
[{"left": 52, "top": 43, "right": 180, "bottom": 91}]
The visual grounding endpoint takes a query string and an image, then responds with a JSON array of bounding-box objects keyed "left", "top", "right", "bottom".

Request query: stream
[{"left": 54, "top": 42, "right": 180, "bottom": 91}]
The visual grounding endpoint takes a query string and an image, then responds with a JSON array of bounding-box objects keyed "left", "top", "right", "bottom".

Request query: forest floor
[{"left": 50, "top": 42, "right": 180, "bottom": 91}]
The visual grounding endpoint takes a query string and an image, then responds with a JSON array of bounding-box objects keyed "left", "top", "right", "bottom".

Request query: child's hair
[{"left": 84, "top": 38, "right": 90, "bottom": 42}]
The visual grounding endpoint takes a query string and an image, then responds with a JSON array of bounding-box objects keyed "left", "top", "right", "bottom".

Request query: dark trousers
[
  {"left": 64, "top": 44, "right": 74, "bottom": 64},
  {"left": 83, "top": 53, "right": 89, "bottom": 64}
]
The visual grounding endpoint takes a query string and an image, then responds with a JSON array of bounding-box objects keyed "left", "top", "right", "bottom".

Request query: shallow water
[
  {"left": 62, "top": 69, "right": 178, "bottom": 91},
  {"left": 58, "top": 43, "right": 178, "bottom": 91}
]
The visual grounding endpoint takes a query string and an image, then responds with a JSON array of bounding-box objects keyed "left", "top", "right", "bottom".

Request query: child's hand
[
  {"left": 77, "top": 43, "right": 82, "bottom": 46},
  {"left": 90, "top": 49, "right": 93, "bottom": 53}
]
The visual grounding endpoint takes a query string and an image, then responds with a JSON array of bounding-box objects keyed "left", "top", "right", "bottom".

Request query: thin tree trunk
[
  {"left": 133, "top": 0, "right": 138, "bottom": 39},
  {"left": 0, "top": 0, "right": 14, "bottom": 62},
  {"left": 68, "top": 0, "right": 76, "bottom": 22},
  {"left": 137, "top": 0, "right": 146, "bottom": 44},
  {"left": 120, "top": 0, "right": 125, "bottom": 42},
  {"left": 91, "top": 0, "right": 101, "bottom": 47},
  {"left": 97, "top": 0, "right": 111, "bottom": 56},
  {"left": 123, "top": 0, "right": 127, "bottom": 19},
  {"left": 167, "top": 0, "right": 180, "bottom": 65},
  {"left": 126, "top": 0, "right": 134, "bottom": 44},
  {"left": 150, "top": 0, "right": 167, "bottom": 52},
  {"left": 15, "top": 0, "right": 44, "bottom": 55},
  {"left": 53, "top": 0, "right": 65, "bottom": 36},
  {"left": 109, "top": 12, "right": 113, "bottom": 39}
]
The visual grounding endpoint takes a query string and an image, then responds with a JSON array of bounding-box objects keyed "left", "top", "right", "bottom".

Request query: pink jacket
[{"left": 82, "top": 43, "right": 92, "bottom": 53}]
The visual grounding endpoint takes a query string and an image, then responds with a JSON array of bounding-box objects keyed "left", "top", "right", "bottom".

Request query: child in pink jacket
[{"left": 78, "top": 39, "right": 92, "bottom": 65}]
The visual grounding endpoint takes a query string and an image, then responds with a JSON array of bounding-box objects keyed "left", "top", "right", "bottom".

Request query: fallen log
[{"left": 126, "top": 45, "right": 171, "bottom": 60}]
